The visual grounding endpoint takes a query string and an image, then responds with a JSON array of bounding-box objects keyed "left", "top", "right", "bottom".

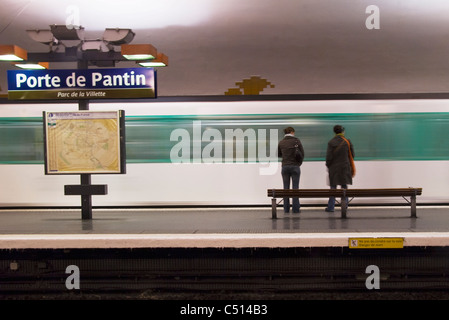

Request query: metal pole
[
  {"left": 341, "top": 189, "right": 347, "bottom": 219},
  {"left": 80, "top": 174, "right": 92, "bottom": 220},
  {"left": 77, "top": 60, "right": 92, "bottom": 220},
  {"left": 411, "top": 195, "right": 417, "bottom": 218},
  {"left": 271, "top": 198, "right": 277, "bottom": 219}
]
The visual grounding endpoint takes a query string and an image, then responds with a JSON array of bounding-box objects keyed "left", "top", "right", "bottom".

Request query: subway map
[{"left": 45, "top": 111, "right": 122, "bottom": 174}]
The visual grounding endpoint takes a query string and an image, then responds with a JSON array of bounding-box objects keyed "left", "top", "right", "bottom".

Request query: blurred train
[{"left": 1, "top": 95, "right": 449, "bottom": 207}]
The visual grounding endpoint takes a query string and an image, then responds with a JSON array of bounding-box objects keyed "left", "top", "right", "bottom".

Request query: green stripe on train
[{"left": 0, "top": 113, "right": 448, "bottom": 164}]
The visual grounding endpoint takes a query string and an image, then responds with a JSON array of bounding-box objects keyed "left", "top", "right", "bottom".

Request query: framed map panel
[{"left": 44, "top": 110, "right": 126, "bottom": 174}]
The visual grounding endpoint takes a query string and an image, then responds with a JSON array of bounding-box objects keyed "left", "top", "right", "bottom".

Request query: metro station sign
[{"left": 7, "top": 67, "right": 156, "bottom": 100}]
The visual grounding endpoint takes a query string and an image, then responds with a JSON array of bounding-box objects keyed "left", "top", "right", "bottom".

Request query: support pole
[
  {"left": 341, "top": 189, "right": 347, "bottom": 219},
  {"left": 271, "top": 198, "right": 277, "bottom": 219},
  {"left": 411, "top": 195, "right": 417, "bottom": 218},
  {"left": 78, "top": 59, "right": 92, "bottom": 220},
  {"left": 80, "top": 174, "right": 92, "bottom": 220},
  {"left": 79, "top": 98, "right": 92, "bottom": 220}
]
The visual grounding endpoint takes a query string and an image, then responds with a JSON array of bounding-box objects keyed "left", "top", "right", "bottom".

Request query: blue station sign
[{"left": 7, "top": 67, "right": 156, "bottom": 100}]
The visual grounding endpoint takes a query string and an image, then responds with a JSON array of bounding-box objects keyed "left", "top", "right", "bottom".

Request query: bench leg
[
  {"left": 411, "top": 195, "right": 417, "bottom": 218},
  {"left": 341, "top": 197, "right": 347, "bottom": 218},
  {"left": 271, "top": 198, "right": 277, "bottom": 219}
]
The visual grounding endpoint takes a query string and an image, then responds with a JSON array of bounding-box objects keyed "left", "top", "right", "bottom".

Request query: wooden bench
[{"left": 267, "top": 188, "right": 422, "bottom": 219}]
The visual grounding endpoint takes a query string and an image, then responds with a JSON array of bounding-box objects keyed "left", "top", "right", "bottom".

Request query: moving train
[{"left": 1, "top": 95, "right": 449, "bottom": 207}]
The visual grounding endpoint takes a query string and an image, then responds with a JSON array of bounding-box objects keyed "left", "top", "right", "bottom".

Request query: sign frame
[
  {"left": 8, "top": 68, "right": 156, "bottom": 100},
  {"left": 349, "top": 237, "right": 404, "bottom": 249},
  {"left": 43, "top": 110, "right": 126, "bottom": 175}
]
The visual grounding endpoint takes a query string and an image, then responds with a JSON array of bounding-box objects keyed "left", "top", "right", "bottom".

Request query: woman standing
[{"left": 325, "top": 125, "right": 355, "bottom": 212}]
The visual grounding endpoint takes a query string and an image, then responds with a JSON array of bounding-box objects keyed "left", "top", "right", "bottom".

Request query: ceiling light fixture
[
  {"left": 1, "top": 27, "right": 168, "bottom": 68},
  {"left": 103, "top": 28, "right": 135, "bottom": 45},
  {"left": 138, "top": 52, "right": 168, "bottom": 67},
  {"left": 14, "top": 62, "right": 49, "bottom": 69},
  {"left": 50, "top": 24, "right": 85, "bottom": 41},
  {"left": 0, "top": 45, "right": 27, "bottom": 61},
  {"left": 26, "top": 29, "right": 55, "bottom": 45},
  {"left": 121, "top": 44, "right": 157, "bottom": 60},
  {"left": 81, "top": 40, "right": 109, "bottom": 52}
]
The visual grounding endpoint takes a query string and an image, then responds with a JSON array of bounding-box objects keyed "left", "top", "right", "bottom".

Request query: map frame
[{"left": 43, "top": 110, "right": 126, "bottom": 175}]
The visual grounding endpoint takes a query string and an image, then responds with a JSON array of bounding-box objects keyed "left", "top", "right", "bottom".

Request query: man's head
[{"left": 284, "top": 127, "right": 295, "bottom": 135}]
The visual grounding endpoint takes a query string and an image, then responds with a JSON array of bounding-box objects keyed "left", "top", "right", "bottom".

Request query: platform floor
[{"left": 0, "top": 205, "right": 448, "bottom": 249}]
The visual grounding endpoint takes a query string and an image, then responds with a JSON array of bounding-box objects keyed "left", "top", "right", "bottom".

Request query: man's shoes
[
  {"left": 293, "top": 210, "right": 301, "bottom": 214},
  {"left": 325, "top": 208, "right": 334, "bottom": 212}
]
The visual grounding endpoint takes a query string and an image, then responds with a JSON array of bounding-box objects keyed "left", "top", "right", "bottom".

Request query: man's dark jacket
[{"left": 278, "top": 135, "right": 304, "bottom": 166}]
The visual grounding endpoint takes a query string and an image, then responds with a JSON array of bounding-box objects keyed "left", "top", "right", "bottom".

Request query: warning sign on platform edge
[{"left": 349, "top": 237, "right": 404, "bottom": 249}]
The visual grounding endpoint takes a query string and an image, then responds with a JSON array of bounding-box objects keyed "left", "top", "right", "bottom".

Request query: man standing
[
  {"left": 278, "top": 127, "right": 305, "bottom": 214},
  {"left": 325, "top": 125, "right": 355, "bottom": 212}
]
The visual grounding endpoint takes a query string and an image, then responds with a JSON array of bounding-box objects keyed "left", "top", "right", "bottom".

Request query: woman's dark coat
[{"left": 325, "top": 135, "right": 355, "bottom": 186}]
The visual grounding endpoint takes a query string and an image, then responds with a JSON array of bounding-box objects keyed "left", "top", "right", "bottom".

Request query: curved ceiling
[{"left": 1, "top": 0, "right": 449, "bottom": 96}]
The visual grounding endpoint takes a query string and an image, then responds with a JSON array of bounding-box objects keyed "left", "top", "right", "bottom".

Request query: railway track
[{"left": 1, "top": 247, "right": 449, "bottom": 299}]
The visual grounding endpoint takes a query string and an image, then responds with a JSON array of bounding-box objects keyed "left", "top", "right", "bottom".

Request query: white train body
[{"left": 1, "top": 97, "right": 448, "bottom": 207}]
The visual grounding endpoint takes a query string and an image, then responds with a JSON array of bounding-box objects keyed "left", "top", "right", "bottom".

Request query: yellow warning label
[{"left": 349, "top": 238, "right": 404, "bottom": 249}]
